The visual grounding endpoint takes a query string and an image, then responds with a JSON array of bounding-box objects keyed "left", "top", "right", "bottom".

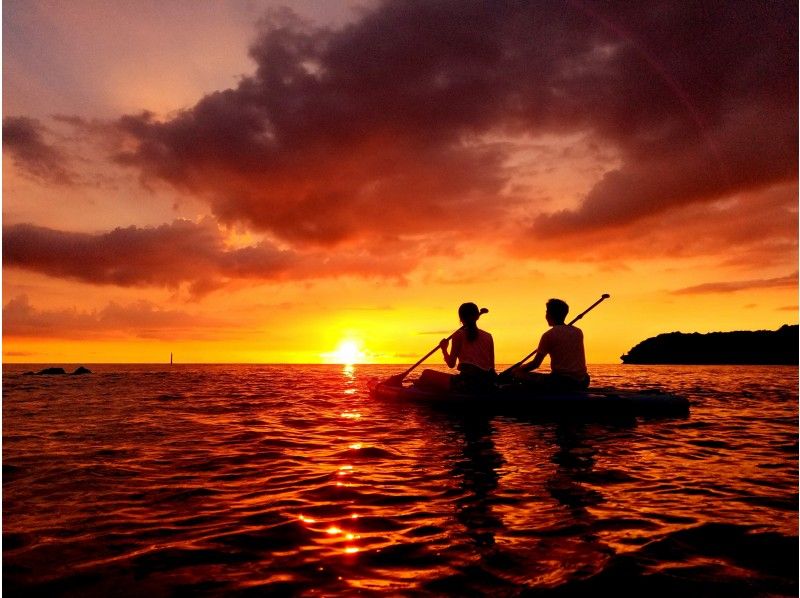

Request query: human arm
[
  {"left": 439, "top": 331, "right": 461, "bottom": 369},
  {"left": 515, "top": 333, "right": 548, "bottom": 375},
  {"left": 526, "top": 349, "right": 546, "bottom": 371}
]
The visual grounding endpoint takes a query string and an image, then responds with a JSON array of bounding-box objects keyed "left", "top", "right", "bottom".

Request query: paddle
[
  {"left": 498, "top": 294, "right": 610, "bottom": 380},
  {"left": 385, "top": 307, "right": 489, "bottom": 386}
]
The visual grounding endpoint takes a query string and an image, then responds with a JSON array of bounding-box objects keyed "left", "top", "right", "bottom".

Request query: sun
[{"left": 325, "top": 340, "right": 367, "bottom": 365}]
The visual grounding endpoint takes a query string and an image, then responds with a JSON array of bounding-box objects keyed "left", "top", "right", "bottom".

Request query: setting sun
[{"left": 324, "top": 340, "right": 367, "bottom": 365}]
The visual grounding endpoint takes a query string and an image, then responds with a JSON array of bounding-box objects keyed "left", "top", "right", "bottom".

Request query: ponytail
[
  {"left": 464, "top": 321, "right": 478, "bottom": 342},
  {"left": 458, "top": 302, "right": 480, "bottom": 342}
]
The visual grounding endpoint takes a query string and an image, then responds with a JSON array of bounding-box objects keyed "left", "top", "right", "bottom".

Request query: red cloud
[
  {"left": 108, "top": 1, "right": 796, "bottom": 248},
  {"left": 510, "top": 182, "right": 798, "bottom": 267},
  {"left": 672, "top": 272, "right": 798, "bottom": 295},
  {"left": 2, "top": 219, "right": 420, "bottom": 293},
  {"left": 2, "top": 295, "right": 221, "bottom": 339}
]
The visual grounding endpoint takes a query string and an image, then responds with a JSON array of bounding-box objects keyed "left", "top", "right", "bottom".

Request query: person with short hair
[{"left": 512, "top": 298, "right": 589, "bottom": 391}]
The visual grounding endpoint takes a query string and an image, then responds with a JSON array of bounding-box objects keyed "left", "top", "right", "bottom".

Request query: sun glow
[{"left": 324, "top": 339, "right": 367, "bottom": 364}]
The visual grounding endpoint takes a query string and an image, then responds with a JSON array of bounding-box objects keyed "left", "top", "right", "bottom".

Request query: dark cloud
[
  {"left": 109, "top": 0, "right": 796, "bottom": 248},
  {"left": 2, "top": 219, "right": 418, "bottom": 293},
  {"left": 533, "top": 106, "right": 795, "bottom": 235},
  {"left": 3, "top": 116, "right": 77, "bottom": 184},
  {"left": 510, "top": 182, "right": 799, "bottom": 267},
  {"left": 672, "top": 272, "right": 798, "bottom": 295}
]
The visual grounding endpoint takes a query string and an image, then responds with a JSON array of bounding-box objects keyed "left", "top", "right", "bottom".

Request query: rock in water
[
  {"left": 71, "top": 366, "right": 92, "bottom": 375},
  {"left": 35, "top": 367, "right": 67, "bottom": 375}
]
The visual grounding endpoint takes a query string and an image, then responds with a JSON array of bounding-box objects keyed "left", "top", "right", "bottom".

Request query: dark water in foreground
[{"left": 3, "top": 364, "right": 798, "bottom": 596}]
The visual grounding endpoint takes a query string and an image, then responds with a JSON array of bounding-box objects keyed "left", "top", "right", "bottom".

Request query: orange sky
[{"left": 3, "top": 0, "right": 798, "bottom": 364}]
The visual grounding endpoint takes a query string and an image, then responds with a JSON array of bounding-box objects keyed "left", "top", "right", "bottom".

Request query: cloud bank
[
  {"left": 4, "top": 1, "right": 797, "bottom": 292},
  {"left": 2, "top": 294, "right": 219, "bottom": 339},
  {"left": 110, "top": 0, "right": 796, "bottom": 248},
  {"left": 3, "top": 219, "right": 416, "bottom": 294}
]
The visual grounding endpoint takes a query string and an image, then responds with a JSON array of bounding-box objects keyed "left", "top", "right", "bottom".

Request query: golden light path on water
[{"left": 298, "top": 365, "right": 364, "bottom": 560}]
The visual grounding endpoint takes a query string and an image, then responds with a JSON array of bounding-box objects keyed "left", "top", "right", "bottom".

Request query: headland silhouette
[{"left": 621, "top": 325, "right": 798, "bottom": 365}]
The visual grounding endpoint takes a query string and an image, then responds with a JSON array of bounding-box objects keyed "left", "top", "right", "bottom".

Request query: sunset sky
[{"left": 2, "top": 0, "right": 797, "bottom": 364}]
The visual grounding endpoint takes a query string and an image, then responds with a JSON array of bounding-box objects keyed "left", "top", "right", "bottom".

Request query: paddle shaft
[
  {"left": 388, "top": 307, "right": 489, "bottom": 383},
  {"left": 499, "top": 294, "right": 610, "bottom": 376},
  {"left": 396, "top": 328, "right": 461, "bottom": 381}
]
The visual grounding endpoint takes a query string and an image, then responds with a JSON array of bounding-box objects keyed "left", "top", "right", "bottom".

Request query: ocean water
[{"left": 2, "top": 364, "right": 797, "bottom": 596}]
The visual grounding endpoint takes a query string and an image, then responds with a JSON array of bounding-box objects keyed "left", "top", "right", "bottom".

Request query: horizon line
[{"left": 6, "top": 362, "right": 797, "bottom": 367}]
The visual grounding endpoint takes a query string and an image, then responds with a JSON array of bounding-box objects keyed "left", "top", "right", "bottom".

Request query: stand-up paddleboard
[{"left": 369, "top": 379, "right": 690, "bottom": 419}]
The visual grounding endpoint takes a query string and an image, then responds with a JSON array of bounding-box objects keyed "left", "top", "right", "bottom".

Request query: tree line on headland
[{"left": 621, "top": 325, "right": 798, "bottom": 365}]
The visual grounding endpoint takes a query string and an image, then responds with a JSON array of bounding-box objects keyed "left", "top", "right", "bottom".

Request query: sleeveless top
[{"left": 452, "top": 328, "right": 495, "bottom": 372}]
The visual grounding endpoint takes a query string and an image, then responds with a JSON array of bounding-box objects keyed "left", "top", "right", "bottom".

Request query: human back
[
  {"left": 539, "top": 324, "right": 586, "bottom": 379},
  {"left": 512, "top": 297, "right": 590, "bottom": 390},
  {"left": 417, "top": 302, "right": 495, "bottom": 392},
  {"left": 452, "top": 327, "right": 494, "bottom": 372},
  {"left": 449, "top": 311, "right": 495, "bottom": 391}
]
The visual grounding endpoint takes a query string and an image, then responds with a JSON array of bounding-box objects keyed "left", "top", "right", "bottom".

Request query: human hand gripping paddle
[
  {"left": 384, "top": 307, "right": 489, "bottom": 387},
  {"left": 497, "top": 294, "right": 610, "bottom": 382}
]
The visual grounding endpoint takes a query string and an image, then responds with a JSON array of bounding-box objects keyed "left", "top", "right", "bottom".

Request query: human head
[
  {"left": 546, "top": 298, "right": 569, "bottom": 325},
  {"left": 458, "top": 302, "right": 480, "bottom": 325}
]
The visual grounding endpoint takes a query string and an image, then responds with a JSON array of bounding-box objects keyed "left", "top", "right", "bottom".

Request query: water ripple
[{"left": 3, "top": 363, "right": 797, "bottom": 596}]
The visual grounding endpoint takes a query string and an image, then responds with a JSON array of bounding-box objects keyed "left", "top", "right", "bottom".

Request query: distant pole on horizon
[{"left": 170, "top": 352, "right": 173, "bottom": 365}]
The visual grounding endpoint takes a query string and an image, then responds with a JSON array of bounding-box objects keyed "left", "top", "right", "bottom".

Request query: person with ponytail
[{"left": 416, "top": 302, "right": 495, "bottom": 392}]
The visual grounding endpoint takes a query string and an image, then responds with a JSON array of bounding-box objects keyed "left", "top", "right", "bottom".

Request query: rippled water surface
[{"left": 3, "top": 364, "right": 798, "bottom": 596}]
